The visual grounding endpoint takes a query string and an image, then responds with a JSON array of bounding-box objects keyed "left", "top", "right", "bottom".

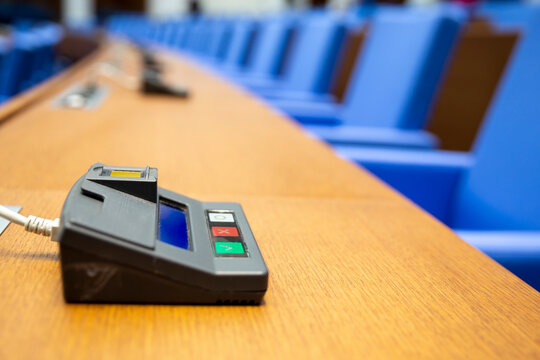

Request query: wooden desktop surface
[{"left": 0, "top": 42, "right": 538, "bottom": 360}]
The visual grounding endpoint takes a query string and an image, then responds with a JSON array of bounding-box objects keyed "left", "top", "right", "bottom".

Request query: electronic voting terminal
[{"left": 56, "top": 163, "right": 268, "bottom": 304}]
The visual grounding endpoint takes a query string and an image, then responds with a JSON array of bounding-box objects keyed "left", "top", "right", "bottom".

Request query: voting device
[{"left": 56, "top": 163, "right": 268, "bottom": 304}]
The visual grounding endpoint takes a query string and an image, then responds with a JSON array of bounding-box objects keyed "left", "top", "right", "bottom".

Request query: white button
[{"left": 209, "top": 212, "right": 235, "bottom": 223}]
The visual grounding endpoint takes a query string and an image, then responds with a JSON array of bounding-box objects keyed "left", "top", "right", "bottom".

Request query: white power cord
[{"left": 0, "top": 205, "right": 60, "bottom": 239}]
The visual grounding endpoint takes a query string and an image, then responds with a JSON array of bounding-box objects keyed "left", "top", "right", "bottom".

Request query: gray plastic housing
[{"left": 57, "top": 163, "right": 268, "bottom": 304}]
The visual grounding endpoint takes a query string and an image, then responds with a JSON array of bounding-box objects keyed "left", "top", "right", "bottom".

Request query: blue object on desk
[
  {"left": 273, "top": 6, "right": 464, "bottom": 149},
  {"left": 338, "top": 10, "right": 540, "bottom": 289}
]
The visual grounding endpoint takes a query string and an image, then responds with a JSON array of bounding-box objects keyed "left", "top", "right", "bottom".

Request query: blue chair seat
[
  {"left": 271, "top": 99, "right": 341, "bottom": 125},
  {"left": 260, "top": 90, "right": 336, "bottom": 103},
  {"left": 308, "top": 126, "right": 439, "bottom": 149},
  {"left": 336, "top": 146, "right": 474, "bottom": 221}
]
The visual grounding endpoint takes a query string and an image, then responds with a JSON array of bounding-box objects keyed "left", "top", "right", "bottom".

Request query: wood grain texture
[{"left": 0, "top": 42, "right": 538, "bottom": 360}]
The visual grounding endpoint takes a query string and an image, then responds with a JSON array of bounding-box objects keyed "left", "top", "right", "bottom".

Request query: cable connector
[{"left": 25, "top": 216, "right": 60, "bottom": 237}]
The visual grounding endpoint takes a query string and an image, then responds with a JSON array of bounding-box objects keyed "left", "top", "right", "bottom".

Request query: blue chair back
[
  {"left": 0, "top": 32, "right": 39, "bottom": 96},
  {"left": 222, "top": 19, "right": 258, "bottom": 69},
  {"left": 451, "top": 11, "right": 540, "bottom": 230},
  {"left": 0, "top": 23, "right": 62, "bottom": 99},
  {"left": 0, "top": 37, "right": 11, "bottom": 103},
  {"left": 173, "top": 18, "right": 194, "bottom": 49},
  {"left": 279, "top": 15, "right": 346, "bottom": 94},
  {"left": 158, "top": 21, "right": 174, "bottom": 45},
  {"left": 247, "top": 17, "right": 295, "bottom": 77},
  {"left": 206, "top": 19, "right": 233, "bottom": 60},
  {"left": 184, "top": 19, "right": 210, "bottom": 54},
  {"left": 478, "top": 3, "right": 539, "bottom": 30},
  {"left": 339, "top": 6, "right": 463, "bottom": 128},
  {"left": 30, "top": 24, "right": 62, "bottom": 83}
]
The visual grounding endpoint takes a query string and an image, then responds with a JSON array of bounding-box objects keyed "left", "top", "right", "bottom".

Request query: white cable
[
  {"left": 0, "top": 205, "right": 60, "bottom": 238},
  {"left": 0, "top": 205, "right": 27, "bottom": 226}
]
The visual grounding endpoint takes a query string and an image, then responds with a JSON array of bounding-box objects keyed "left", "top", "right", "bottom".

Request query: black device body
[
  {"left": 141, "top": 68, "right": 190, "bottom": 98},
  {"left": 57, "top": 164, "right": 268, "bottom": 304},
  {"left": 138, "top": 49, "right": 190, "bottom": 98}
]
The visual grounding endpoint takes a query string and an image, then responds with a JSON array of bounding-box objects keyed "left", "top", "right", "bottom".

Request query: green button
[{"left": 215, "top": 242, "right": 245, "bottom": 254}]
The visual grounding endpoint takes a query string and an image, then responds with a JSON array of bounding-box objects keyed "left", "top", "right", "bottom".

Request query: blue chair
[
  {"left": 224, "top": 16, "right": 297, "bottom": 84},
  {"left": 477, "top": 2, "right": 539, "bottom": 30},
  {"left": 241, "top": 14, "right": 348, "bottom": 104},
  {"left": 153, "top": 20, "right": 171, "bottom": 45},
  {"left": 0, "top": 31, "right": 40, "bottom": 97},
  {"left": 28, "top": 24, "right": 63, "bottom": 84},
  {"left": 0, "top": 36, "right": 12, "bottom": 104},
  {"left": 173, "top": 17, "right": 197, "bottom": 50},
  {"left": 218, "top": 19, "right": 259, "bottom": 72},
  {"left": 0, "top": 22, "right": 62, "bottom": 100},
  {"left": 183, "top": 18, "right": 209, "bottom": 55},
  {"left": 108, "top": 15, "right": 146, "bottom": 43},
  {"left": 156, "top": 19, "right": 184, "bottom": 47},
  {"left": 337, "top": 10, "right": 540, "bottom": 290},
  {"left": 175, "top": 18, "right": 234, "bottom": 63},
  {"left": 163, "top": 20, "right": 184, "bottom": 48},
  {"left": 272, "top": 6, "right": 465, "bottom": 149},
  {"left": 205, "top": 19, "right": 234, "bottom": 61}
]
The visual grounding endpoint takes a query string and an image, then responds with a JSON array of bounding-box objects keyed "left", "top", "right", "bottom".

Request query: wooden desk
[{"left": 0, "top": 42, "right": 538, "bottom": 360}]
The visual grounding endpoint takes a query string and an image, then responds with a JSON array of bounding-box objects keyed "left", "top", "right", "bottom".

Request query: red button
[{"left": 212, "top": 226, "right": 239, "bottom": 237}]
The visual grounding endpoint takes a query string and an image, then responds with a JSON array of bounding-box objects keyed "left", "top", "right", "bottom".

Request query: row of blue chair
[
  {"left": 106, "top": 4, "right": 540, "bottom": 290},
  {"left": 107, "top": 6, "right": 464, "bottom": 149},
  {"left": 0, "top": 23, "right": 63, "bottom": 104},
  {"left": 339, "top": 8, "right": 540, "bottom": 290}
]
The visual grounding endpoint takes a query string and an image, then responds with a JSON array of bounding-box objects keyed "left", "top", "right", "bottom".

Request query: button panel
[{"left": 207, "top": 211, "right": 248, "bottom": 257}]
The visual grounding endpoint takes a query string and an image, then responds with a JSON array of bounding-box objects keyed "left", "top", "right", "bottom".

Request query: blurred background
[{"left": 0, "top": 0, "right": 539, "bottom": 289}]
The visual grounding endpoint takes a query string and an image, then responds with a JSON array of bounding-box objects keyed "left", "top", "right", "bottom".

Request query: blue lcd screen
[{"left": 158, "top": 201, "right": 190, "bottom": 250}]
